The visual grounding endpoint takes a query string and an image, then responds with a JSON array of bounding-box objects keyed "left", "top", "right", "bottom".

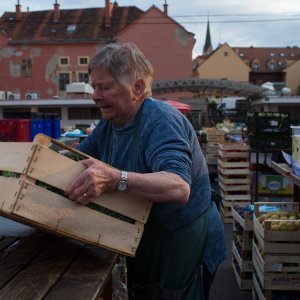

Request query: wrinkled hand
[{"left": 65, "top": 158, "right": 119, "bottom": 205}]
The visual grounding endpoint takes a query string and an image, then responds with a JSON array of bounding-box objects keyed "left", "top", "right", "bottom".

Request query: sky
[{"left": 1, "top": 0, "right": 299, "bottom": 58}]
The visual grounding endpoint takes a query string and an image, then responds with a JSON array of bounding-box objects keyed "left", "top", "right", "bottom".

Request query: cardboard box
[{"left": 257, "top": 174, "right": 293, "bottom": 195}]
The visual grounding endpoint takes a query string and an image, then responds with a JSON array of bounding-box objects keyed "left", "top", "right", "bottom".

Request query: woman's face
[{"left": 90, "top": 67, "right": 138, "bottom": 127}]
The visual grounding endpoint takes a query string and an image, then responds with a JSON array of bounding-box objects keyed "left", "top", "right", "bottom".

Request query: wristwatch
[{"left": 117, "top": 171, "right": 128, "bottom": 192}]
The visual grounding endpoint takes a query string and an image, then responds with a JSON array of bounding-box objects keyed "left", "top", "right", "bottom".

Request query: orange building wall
[
  {"left": 196, "top": 44, "right": 250, "bottom": 82},
  {"left": 285, "top": 60, "right": 300, "bottom": 95}
]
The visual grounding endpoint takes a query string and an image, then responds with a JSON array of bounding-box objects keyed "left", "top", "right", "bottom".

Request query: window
[
  {"left": 67, "top": 25, "right": 76, "bottom": 33},
  {"left": 79, "top": 56, "right": 89, "bottom": 65},
  {"left": 58, "top": 73, "right": 70, "bottom": 91},
  {"left": 78, "top": 72, "right": 89, "bottom": 83},
  {"left": 21, "top": 59, "right": 32, "bottom": 77},
  {"left": 268, "top": 63, "right": 276, "bottom": 71},
  {"left": 252, "top": 63, "right": 260, "bottom": 71},
  {"left": 59, "top": 57, "right": 69, "bottom": 66},
  {"left": 224, "top": 51, "right": 228, "bottom": 57},
  {"left": 68, "top": 107, "right": 101, "bottom": 120},
  {"left": 38, "top": 108, "right": 61, "bottom": 119}
]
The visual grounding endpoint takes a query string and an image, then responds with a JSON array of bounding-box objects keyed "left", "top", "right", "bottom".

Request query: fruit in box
[{"left": 258, "top": 211, "right": 300, "bottom": 231}]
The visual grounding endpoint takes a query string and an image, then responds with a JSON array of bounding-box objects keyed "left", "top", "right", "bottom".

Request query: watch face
[{"left": 118, "top": 181, "right": 127, "bottom": 192}]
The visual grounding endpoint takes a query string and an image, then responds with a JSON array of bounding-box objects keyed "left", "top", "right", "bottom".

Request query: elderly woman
[{"left": 65, "top": 42, "right": 226, "bottom": 299}]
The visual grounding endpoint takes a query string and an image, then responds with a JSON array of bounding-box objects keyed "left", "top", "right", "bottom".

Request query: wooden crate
[
  {"left": 232, "top": 258, "right": 252, "bottom": 290},
  {"left": 253, "top": 270, "right": 300, "bottom": 300},
  {"left": 0, "top": 134, "right": 152, "bottom": 256},
  {"left": 218, "top": 142, "right": 251, "bottom": 204},
  {"left": 253, "top": 239, "right": 300, "bottom": 274},
  {"left": 233, "top": 222, "right": 253, "bottom": 252},
  {"left": 252, "top": 243, "right": 300, "bottom": 291},
  {"left": 253, "top": 202, "right": 300, "bottom": 254},
  {"left": 232, "top": 206, "right": 253, "bottom": 231},
  {"left": 232, "top": 241, "right": 253, "bottom": 273}
]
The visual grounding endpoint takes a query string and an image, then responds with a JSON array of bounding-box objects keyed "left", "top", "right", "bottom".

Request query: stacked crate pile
[
  {"left": 218, "top": 143, "right": 251, "bottom": 223},
  {"left": 253, "top": 202, "right": 300, "bottom": 299},
  {"left": 205, "top": 128, "right": 225, "bottom": 166},
  {"left": 232, "top": 205, "right": 254, "bottom": 290}
]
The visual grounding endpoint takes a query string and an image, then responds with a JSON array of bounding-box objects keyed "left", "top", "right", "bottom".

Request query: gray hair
[{"left": 88, "top": 43, "right": 154, "bottom": 97}]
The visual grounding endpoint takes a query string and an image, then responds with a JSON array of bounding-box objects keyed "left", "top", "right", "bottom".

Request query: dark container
[{"left": 246, "top": 112, "right": 290, "bottom": 135}]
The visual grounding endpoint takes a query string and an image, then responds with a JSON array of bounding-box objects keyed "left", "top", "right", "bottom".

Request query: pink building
[{"left": 0, "top": 1, "right": 195, "bottom": 100}]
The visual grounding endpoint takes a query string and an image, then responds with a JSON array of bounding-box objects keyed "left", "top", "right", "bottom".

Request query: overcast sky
[{"left": 1, "top": 0, "right": 299, "bottom": 58}]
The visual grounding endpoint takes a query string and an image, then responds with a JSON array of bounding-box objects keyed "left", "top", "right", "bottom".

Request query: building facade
[
  {"left": 194, "top": 44, "right": 300, "bottom": 95},
  {"left": 0, "top": 1, "right": 195, "bottom": 127}
]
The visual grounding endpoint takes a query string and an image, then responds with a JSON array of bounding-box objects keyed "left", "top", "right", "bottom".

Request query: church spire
[{"left": 203, "top": 18, "right": 213, "bottom": 55}]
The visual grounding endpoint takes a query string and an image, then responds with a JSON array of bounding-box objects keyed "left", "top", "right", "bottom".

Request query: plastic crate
[
  {"left": 247, "top": 133, "right": 291, "bottom": 150},
  {"left": 246, "top": 112, "right": 290, "bottom": 135}
]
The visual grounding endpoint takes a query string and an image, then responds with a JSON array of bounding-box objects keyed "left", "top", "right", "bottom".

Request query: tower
[{"left": 203, "top": 19, "right": 213, "bottom": 55}]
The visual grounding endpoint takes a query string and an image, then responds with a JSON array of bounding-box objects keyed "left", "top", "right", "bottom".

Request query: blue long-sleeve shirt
[{"left": 77, "top": 98, "right": 227, "bottom": 272}]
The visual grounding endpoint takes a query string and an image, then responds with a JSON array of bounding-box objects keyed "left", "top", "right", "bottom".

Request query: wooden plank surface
[
  {"left": 0, "top": 236, "right": 51, "bottom": 289},
  {"left": 0, "top": 177, "right": 20, "bottom": 213},
  {"left": 0, "top": 238, "right": 83, "bottom": 299},
  {"left": 45, "top": 245, "right": 118, "bottom": 300}
]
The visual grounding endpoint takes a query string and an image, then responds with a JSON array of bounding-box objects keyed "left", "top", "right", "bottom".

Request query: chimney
[
  {"left": 105, "top": 0, "right": 113, "bottom": 28},
  {"left": 54, "top": 1, "right": 60, "bottom": 22},
  {"left": 16, "top": 1, "right": 22, "bottom": 21},
  {"left": 163, "top": 0, "right": 168, "bottom": 15}
]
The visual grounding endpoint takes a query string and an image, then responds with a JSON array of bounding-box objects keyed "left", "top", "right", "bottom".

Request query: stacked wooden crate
[
  {"left": 218, "top": 143, "right": 251, "bottom": 223},
  {"left": 253, "top": 202, "right": 300, "bottom": 299},
  {"left": 205, "top": 128, "right": 225, "bottom": 166},
  {"left": 0, "top": 134, "right": 152, "bottom": 257},
  {"left": 232, "top": 205, "right": 254, "bottom": 290}
]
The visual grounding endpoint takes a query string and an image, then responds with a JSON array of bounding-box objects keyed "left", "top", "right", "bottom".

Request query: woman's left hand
[{"left": 65, "top": 158, "right": 119, "bottom": 205}]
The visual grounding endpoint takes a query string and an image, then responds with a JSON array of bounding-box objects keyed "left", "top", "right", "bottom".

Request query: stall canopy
[{"left": 165, "top": 100, "right": 191, "bottom": 114}]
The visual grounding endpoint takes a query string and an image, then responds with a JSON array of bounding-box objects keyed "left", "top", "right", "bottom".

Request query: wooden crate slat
[
  {"left": 232, "top": 241, "right": 253, "bottom": 273},
  {"left": 219, "top": 181, "right": 250, "bottom": 192},
  {"left": 218, "top": 149, "right": 249, "bottom": 159},
  {"left": 218, "top": 166, "right": 250, "bottom": 175},
  {"left": 220, "top": 203, "right": 232, "bottom": 217},
  {"left": 222, "top": 200, "right": 250, "bottom": 208},
  {"left": 0, "top": 177, "right": 21, "bottom": 213},
  {"left": 10, "top": 182, "right": 143, "bottom": 256},
  {"left": 218, "top": 159, "right": 249, "bottom": 169},
  {"left": 219, "top": 143, "right": 250, "bottom": 151},
  {"left": 253, "top": 273, "right": 266, "bottom": 300},
  {"left": 218, "top": 174, "right": 250, "bottom": 185},
  {"left": 232, "top": 260, "right": 252, "bottom": 290},
  {"left": 0, "top": 143, "right": 35, "bottom": 174},
  {"left": 221, "top": 193, "right": 251, "bottom": 201}
]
